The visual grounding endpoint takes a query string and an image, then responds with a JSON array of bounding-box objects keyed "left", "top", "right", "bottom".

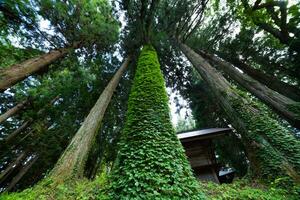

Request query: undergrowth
[
  {"left": 1, "top": 177, "right": 299, "bottom": 200},
  {"left": 0, "top": 173, "right": 108, "bottom": 200},
  {"left": 200, "top": 179, "right": 299, "bottom": 200}
]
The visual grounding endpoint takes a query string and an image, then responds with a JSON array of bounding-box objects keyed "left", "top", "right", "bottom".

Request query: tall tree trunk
[
  {"left": 0, "top": 47, "right": 72, "bottom": 92},
  {"left": 49, "top": 56, "right": 131, "bottom": 183},
  {"left": 109, "top": 45, "right": 202, "bottom": 199},
  {"left": 199, "top": 51, "right": 300, "bottom": 128},
  {"left": 0, "top": 152, "right": 27, "bottom": 185},
  {"left": 6, "top": 155, "right": 38, "bottom": 191},
  {"left": 178, "top": 41, "right": 300, "bottom": 180},
  {"left": 0, "top": 100, "right": 29, "bottom": 124},
  {"left": 225, "top": 57, "right": 300, "bottom": 101}
]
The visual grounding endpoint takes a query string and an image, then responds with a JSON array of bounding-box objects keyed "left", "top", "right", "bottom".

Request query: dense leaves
[
  {"left": 1, "top": 0, "right": 300, "bottom": 198},
  {"left": 109, "top": 45, "right": 204, "bottom": 199}
]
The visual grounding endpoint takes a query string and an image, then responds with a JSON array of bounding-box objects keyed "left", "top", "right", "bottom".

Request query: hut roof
[{"left": 177, "top": 128, "right": 232, "bottom": 142}]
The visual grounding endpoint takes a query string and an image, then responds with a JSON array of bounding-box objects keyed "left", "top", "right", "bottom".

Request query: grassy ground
[{"left": 1, "top": 176, "right": 299, "bottom": 200}]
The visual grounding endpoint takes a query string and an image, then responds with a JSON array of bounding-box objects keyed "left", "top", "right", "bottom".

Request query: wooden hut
[{"left": 177, "top": 128, "right": 232, "bottom": 183}]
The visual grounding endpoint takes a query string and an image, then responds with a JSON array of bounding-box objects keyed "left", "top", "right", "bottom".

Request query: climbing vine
[
  {"left": 109, "top": 45, "right": 204, "bottom": 199},
  {"left": 229, "top": 88, "right": 300, "bottom": 180}
]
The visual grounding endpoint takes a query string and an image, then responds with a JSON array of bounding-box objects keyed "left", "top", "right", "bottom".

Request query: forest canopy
[{"left": 0, "top": 0, "right": 299, "bottom": 199}]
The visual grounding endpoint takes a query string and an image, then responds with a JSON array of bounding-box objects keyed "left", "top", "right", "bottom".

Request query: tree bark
[
  {"left": 6, "top": 155, "right": 38, "bottom": 191},
  {"left": 4, "top": 120, "right": 32, "bottom": 144},
  {"left": 0, "top": 152, "right": 27, "bottom": 185},
  {"left": 225, "top": 57, "right": 300, "bottom": 101},
  {"left": 200, "top": 51, "right": 300, "bottom": 128},
  {"left": 49, "top": 56, "right": 131, "bottom": 183},
  {"left": 0, "top": 100, "right": 29, "bottom": 124},
  {"left": 0, "top": 47, "right": 71, "bottom": 92},
  {"left": 177, "top": 41, "right": 300, "bottom": 179},
  {"left": 3, "top": 95, "right": 60, "bottom": 144}
]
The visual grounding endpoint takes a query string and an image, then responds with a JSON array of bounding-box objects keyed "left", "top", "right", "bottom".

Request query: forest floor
[{"left": 0, "top": 175, "right": 299, "bottom": 200}]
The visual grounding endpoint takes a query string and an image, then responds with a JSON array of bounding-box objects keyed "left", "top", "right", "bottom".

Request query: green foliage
[
  {"left": 109, "top": 45, "right": 204, "bottom": 199},
  {"left": 0, "top": 41, "right": 41, "bottom": 68},
  {"left": 288, "top": 103, "right": 300, "bottom": 120},
  {"left": 229, "top": 89, "right": 300, "bottom": 179},
  {"left": 184, "top": 1, "right": 300, "bottom": 180},
  {"left": 0, "top": 173, "right": 108, "bottom": 200},
  {"left": 38, "top": 0, "right": 119, "bottom": 50},
  {"left": 188, "top": 2, "right": 300, "bottom": 84},
  {"left": 200, "top": 179, "right": 299, "bottom": 200},
  {"left": 0, "top": 0, "right": 38, "bottom": 39},
  {"left": 175, "top": 115, "right": 196, "bottom": 132},
  {"left": 0, "top": 51, "right": 126, "bottom": 190},
  {"left": 1, "top": 0, "right": 119, "bottom": 51},
  {"left": 2, "top": 176, "right": 298, "bottom": 200}
]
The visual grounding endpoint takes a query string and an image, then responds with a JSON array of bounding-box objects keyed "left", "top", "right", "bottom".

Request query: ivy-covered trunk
[
  {"left": 49, "top": 56, "right": 131, "bottom": 183},
  {"left": 109, "top": 45, "right": 204, "bottom": 199},
  {"left": 178, "top": 41, "right": 300, "bottom": 180}
]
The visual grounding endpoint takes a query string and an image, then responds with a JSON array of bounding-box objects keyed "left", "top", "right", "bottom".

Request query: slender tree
[
  {"left": 3, "top": 120, "right": 32, "bottom": 144},
  {"left": 49, "top": 56, "right": 131, "bottom": 183},
  {"left": 5, "top": 155, "right": 38, "bottom": 191},
  {"left": 3, "top": 95, "right": 60, "bottom": 144},
  {"left": 0, "top": 100, "right": 29, "bottom": 123},
  {"left": 0, "top": 152, "right": 27, "bottom": 185}
]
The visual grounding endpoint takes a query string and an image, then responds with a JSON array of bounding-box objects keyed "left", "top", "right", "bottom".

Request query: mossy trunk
[
  {"left": 0, "top": 100, "right": 29, "bottom": 124},
  {"left": 109, "top": 45, "right": 204, "bottom": 199},
  {"left": 178, "top": 41, "right": 300, "bottom": 180},
  {"left": 49, "top": 56, "right": 131, "bottom": 183},
  {"left": 199, "top": 51, "right": 300, "bottom": 128},
  {"left": 0, "top": 47, "right": 71, "bottom": 92}
]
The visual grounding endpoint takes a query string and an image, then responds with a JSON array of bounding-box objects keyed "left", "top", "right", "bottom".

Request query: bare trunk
[
  {"left": 0, "top": 48, "right": 70, "bottom": 92},
  {"left": 0, "top": 100, "right": 29, "bottom": 124},
  {"left": 226, "top": 57, "right": 300, "bottom": 101},
  {"left": 178, "top": 41, "right": 300, "bottom": 179},
  {"left": 49, "top": 56, "right": 131, "bottom": 183},
  {"left": 6, "top": 155, "right": 38, "bottom": 191},
  {"left": 0, "top": 152, "right": 27, "bottom": 185},
  {"left": 200, "top": 51, "right": 300, "bottom": 128},
  {"left": 4, "top": 120, "right": 32, "bottom": 143},
  {"left": 3, "top": 95, "right": 60, "bottom": 144}
]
